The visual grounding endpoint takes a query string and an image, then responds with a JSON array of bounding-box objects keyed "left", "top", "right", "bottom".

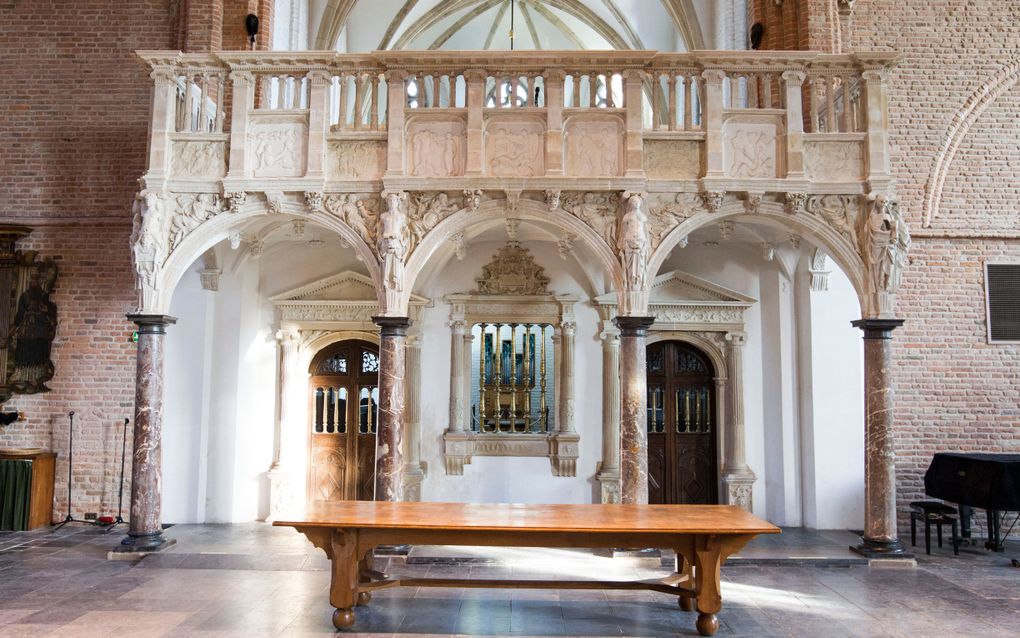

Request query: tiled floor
[{"left": 0, "top": 522, "right": 1018, "bottom": 637}]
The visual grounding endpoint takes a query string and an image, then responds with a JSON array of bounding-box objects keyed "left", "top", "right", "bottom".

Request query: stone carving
[
  {"left": 656, "top": 306, "right": 745, "bottom": 324},
  {"left": 323, "top": 194, "right": 380, "bottom": 251},
  {"left": 557, "top": 233, "right": 575, "bottom": 260},
  {"left": 788, "top": 233, "right": 801, "bottom": 249},
  {"left": 406, "top": 192, "right": 461, "bottom": 252},
  {"left": 379, "top": 191, "right": 409, "bottom": 296},
  {"left": 265, "top": 192, "right": 285, "bottom": 215},
  {"left": 565, "top": 120, "right": 622, "bottom": 176},
  {"left": 291, "top": 219, "right": 306, "bottom": 238},
  {"left": 169, "top": 194, "right": 226, "bottom": 250},
  {"left": 328, "top": 140, "right": 386, "bottom": 180},
  {"left": 804, "top": 140, "right": 864, "bottom": 181},
  {"left": 807, "top": 194, "right": 856, "bottom": 239},
  {"left": 304, "top": 191, "right": 324, "bottom": 213},
  {"left": 545, "top": 189, "right": 562, "bottom": 211},
  {"left": 131, "top": 189, "right": 169, "bottom": 310},
  {"left": 485, "top": 121, "right": 545, "bottom": 176},
  {"left": 278, "top": 304, "right": 379, "bottom": 323},
  {"left": 618, "top": 193, "right": 650, "bottom": 291},
  {"left": 473, "top": 243, "right": 551, "bottom": 295},
  {"left": 809, "top": 249, "right": 830, "bottom": 292},
  {"left": 643, "top": 140, "right": 701, "bottom": 180},
  {"left": 725, "top": 125, "right": 777, "bottom": 178},
  {"left": 743, "top": 192, "right": 764, "bottom": 215},
  {"left": 648, "top": 193, "right": 701, "bottom": 250},
  {"left": 561, "top": 192, "right": 620, "bottom": 248},
  {"left": 250, "top": 122, "right": 306, "bottom": 178},
  {"left": 171, "top": 140, "right": 226, "bottom": 179},
  {"left": 728, "top": 482, "right": 753, "bottom": 511},
  {"left": 224, "top": 191, "right": 247, "bottom": 212},
  {"left": 860, "top": 194, "right": 910, "bottom": 295},
  {"left": 408, "top": 121, "right": 465, "bottom": 177},
  {"left": 505, "top": 217, "right": 520, "bottom": 241},
  {"left": 463, "top": 189, "right": 483, "bottom": 211},
  {"left": 785, "top": 192, "right": 807, "bottom": 216},
  {"left": 762, "top": 242, "right": 775, "bottom": 261},
  {"left": 199, "top": 249, "right": 220, "bottom": 291},
  {"left": 449, "top": 232, "right": 467, "bottom": 260},
  {"left": 718, "top": 220, "right": 736, "bottom": 240},
  {"left": 505, "top": 190, "right": 521, "bottom": 215},
  {"left": 701, "top": 190, "right": 725, "bottom": 214}
]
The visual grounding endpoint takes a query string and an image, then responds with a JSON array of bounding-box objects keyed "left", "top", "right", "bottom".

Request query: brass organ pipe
[
  {"left": 494, "top": 323, "right": 502, "bottom": 430},
  {"left": 684, "top": 388, "right": 691, "bottom": 432},
  {"left": 510, "top": 324, "right": 518, "bottom": 432},
  {"left": 705, "top": 387, "right": 711, "bottom": 433},
  {"left": 479, "top": 323, "right": 487, "bottom": 430},
  {"left": 540, "top": 324, "right": 547, "bottom": 432},
  {"left": 523, "top": 324, "right": 531, "bottom": 432}
]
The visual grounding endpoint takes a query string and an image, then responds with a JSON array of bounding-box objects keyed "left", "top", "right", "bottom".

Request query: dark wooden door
[
  {"left": 308, "top": 340, "right": 379, "bottom": 503},
  {"left": 646, "top": 341, "right": 718, "bottom": 505}
]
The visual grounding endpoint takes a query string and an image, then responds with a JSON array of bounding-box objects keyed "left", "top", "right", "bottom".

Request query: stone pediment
[
  {"left": 648, "top": 270, "right": 757, "bottom": 304},
  {"left": 270, "top": 271, "right": 428, "bottom": 324}
]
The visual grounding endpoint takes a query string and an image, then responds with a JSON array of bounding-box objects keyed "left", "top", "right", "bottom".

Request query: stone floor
[{"left": 0, "top": 522, "right": 1018, "bottom": 637}]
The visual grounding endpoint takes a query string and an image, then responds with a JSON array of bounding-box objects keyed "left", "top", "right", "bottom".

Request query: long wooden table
[{"left": 274, "top": 501, "right": 779, "bottom": 637}]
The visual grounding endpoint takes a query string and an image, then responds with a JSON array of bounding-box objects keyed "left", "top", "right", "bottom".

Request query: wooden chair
[{"left": 910, "top": 501, "right": 959, "bottom": 556}]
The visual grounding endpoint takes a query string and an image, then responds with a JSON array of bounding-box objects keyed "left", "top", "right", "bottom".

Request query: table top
[{"left": 274, "top": 501, "right": 780, "bottom": 535}]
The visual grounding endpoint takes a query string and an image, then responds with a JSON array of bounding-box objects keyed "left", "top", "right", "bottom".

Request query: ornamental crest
[{"left": 473, "top": 242, "right": 550, "bottom": 295}]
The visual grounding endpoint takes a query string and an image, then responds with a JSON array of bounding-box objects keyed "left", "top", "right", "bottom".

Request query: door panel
[
  {"left": 308, "top": 340, "right": 379, "bottom": 504},
  {"left": 646, "top": 341, "right": 718, "bottom": 504}
]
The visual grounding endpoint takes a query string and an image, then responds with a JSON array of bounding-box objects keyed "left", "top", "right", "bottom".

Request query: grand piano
[{"left": 924, "top": 452, "right": 1020, "bottom": 551}]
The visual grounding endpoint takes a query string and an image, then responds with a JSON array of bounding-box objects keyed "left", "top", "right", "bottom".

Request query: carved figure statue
[
  {"left": 861, "top": 195, "right": 910, "bottom": 294},
  {"left": 618, "top": 193, "right": 649, "bottom": 290},
  {"left": 131, "top": 189, "right": 168, "bottom": 306},
  {"left": 379, "top": 193, "right": 408, "bottom": 292}
]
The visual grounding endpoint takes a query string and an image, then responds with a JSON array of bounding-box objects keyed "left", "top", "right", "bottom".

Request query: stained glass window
[{"left": 361, "top": 350, "right": 379, "bottom": 373}]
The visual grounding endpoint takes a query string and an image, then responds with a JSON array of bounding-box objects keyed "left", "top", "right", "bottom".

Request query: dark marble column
[
  {"left": 117, "top": 314, "right": 176, "bottom": 553},
  {"left": 373, "top": 316, "right": 410, "bottom": 502},
  {"left": 851, "top": 318, "right": 909, "bottom": 558},
  {"left": 614, "top": 316, "right": 655, "bottom": 505}
]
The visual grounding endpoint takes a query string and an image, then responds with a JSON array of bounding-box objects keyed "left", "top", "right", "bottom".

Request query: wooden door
[
  {"left": 308, "top": 340, "right": 379, "bottom": 503},
  {"left": 646, "top": 341, "right": 718, "bottom": 505}
]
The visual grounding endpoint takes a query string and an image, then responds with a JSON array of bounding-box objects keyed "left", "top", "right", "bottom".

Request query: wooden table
[{"left": 274, "top": 501, "right": 779, "bottom": 637}]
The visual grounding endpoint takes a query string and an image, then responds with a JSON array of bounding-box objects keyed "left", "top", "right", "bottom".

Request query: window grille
[{"left": 986, "top": 263, "right": 1020, "bottom": 343}]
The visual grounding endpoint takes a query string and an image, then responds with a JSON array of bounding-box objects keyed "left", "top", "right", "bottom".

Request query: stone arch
[
  {"left": 647, "top": 198, "right": 869, "bottom": 315},
  {"left": 400, "top": 197, "right": 625, "bottom": 311},
  {"left": 922, "top": 57, "right": 1020, "bottom": 227},
  {"left": 156, "top": 197, "right": 382, "bottom": 314}
]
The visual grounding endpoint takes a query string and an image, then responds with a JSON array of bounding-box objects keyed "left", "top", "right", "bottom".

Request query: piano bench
[{"left": 910, "top": 501, "right": 959, "bottom": 556}]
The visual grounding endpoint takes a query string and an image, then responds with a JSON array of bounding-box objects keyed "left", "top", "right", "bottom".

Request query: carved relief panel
[
  {"left": 171, "top": 139, "right": 227, "bottom": 180},
  {"left": 484, "top": 118, "right": 545, "bottom": 177},
  {"left": 327, "top": 140, "right": 387, "bottom": 180},
  {"left": 563, "top": 116, "right": 623, "bottom": 177},
  {"left": 406, "top": 118, "right": 466, "bottom": 177},
  {"left": 248, "top": 115, "right": 308, "bottom": 178},
  {"left": 643, "top": 140, "right": 702, "bottom": 180},
  {"left": 723, "top": 117, "right": 782, "bottom": 179},
  {"left": 804, "top": 140, "right": 865, "bottom": 181}
]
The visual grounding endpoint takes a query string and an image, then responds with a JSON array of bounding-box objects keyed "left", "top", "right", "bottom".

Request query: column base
[
  {"left": 722, "top": 472, "right": 756, "bottom": 512},
  {"left": 850, "top": 537, "right": 913, "bottom": 559},
  {"left": 112, "top": 531, "right": 176, "bottom": 555},
  {"left": 595, "top": 466, "right": 621, "bottom": 504}
]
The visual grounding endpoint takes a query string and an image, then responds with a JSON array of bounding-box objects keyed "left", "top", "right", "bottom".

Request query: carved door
[
  {"left": 646, "top": 341, "right": 718, "bottom": 505},
  {"left": 308, "top": 340, "right": 380, "bottom": 503}
]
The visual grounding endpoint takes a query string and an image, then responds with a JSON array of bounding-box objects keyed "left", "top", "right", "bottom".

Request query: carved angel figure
[
  {"left": 409, "top": 192, "right": 459, "bottom": 248},
  {"left": 379, "top": 193, "right": 408, "bottom": 292},
  {"left": 562, "top": 192, "right": 617, "bottom": 247},
  {"left": 618, "top": 194, "right": 649, "bottom": 290}
]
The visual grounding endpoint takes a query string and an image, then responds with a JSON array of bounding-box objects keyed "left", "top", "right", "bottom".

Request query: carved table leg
[
  {"left": 357, "top": 548, "right": 374, "bottom": 606},
  {"left": 329, "top": 529, "right": 360, "bottom": 629},
  {"left": 693, "top": 536, "right": 724, "bottom": 637},
  {"left": 676, "top": 545, "right": 695, "bottom": 612}
]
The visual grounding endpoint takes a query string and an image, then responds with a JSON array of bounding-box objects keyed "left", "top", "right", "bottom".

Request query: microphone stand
[
  {"left": 104, "top": 417, "right": 130, "bottom": 533},
  {"left": 53, "top": 411, "right": 93, "bottom": 531}
]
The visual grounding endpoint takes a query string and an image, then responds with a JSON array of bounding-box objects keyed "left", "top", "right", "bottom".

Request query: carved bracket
[{"left": 442, "top": 431, "right": 580, "bottom": 477}]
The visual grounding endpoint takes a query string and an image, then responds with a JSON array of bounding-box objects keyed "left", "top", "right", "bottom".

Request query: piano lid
[{"left": 924, "top": 452, "right": 1020, "bottom": 512}]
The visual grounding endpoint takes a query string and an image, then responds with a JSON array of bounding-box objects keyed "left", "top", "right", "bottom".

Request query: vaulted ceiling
[{"left": 304, "top": 0, "right": 714, "bottom": 52}]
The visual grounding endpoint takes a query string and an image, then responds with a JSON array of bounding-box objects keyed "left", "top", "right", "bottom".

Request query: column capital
[
  {"left": 613, "top": 316, "right": 655, "bottom": 337},
  {"left": 127, "top": 314, "right": 177, "bottom": 334},
  {"left": 724, "top": 331, "right": 748, "bottom": 347},
  {"left": 781, "top": 70, "right": 806, "bottom": 84},
  {"left": 851, "top": 318, "right": 905, "bottom": 339},
  {"left": 373, "top": 315, "right": 412, "bottom": 337}
]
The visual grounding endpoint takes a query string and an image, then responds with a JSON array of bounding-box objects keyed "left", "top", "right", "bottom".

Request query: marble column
[
  {"left": 557, "top": 321, "right": 577, "bottom": 434},
  {"left": 596, "top": 325, "right": 622, "bottom": 503},
  {"left": 613, "top": 316, "right": 655, "bottom": 505},
  {"left": 402, "top": 334, "right": 425, "bottom": 501},
  {"left": 448, "top": 320, "right": 468, "bottom": 432},
  {"left": 118, "top": 314, "right": 177, "bottom": 553},
  {"left": 851, "top": 318, "right": 909, "bottom": 557},
  {"left": 722, "top": 332, "right": 756, "bottom": 511},
  {"left": 373, "top": 316, "right": 410, "bottom": 502}
]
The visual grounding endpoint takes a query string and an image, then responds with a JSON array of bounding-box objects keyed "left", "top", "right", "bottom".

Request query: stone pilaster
[
  {"left": 851, "top": 318, "right": 910, "bottom": 558},
  {"left": 596, "top": 325, "right": 622, "bottom": 503},
  {"left": 722, "top": 331, "right": 755, "bottom": 511},
  {"left": 373, "top": 316, "right": 410, "bottom": 502},
  {"left": 117, "top": 314, "right": 177, "bottom": 553},
  {"left": 613, "top": 316, "right": 655, "bottom": 505},
  {"left": 402, "top": 334, "right": 425, "bottom": 501},
  {"left": 448, "top": 319, "right": 468, "bottom": 432},
  {"left": 267, "top": 329, "right": 299, "bottom": 520}
]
